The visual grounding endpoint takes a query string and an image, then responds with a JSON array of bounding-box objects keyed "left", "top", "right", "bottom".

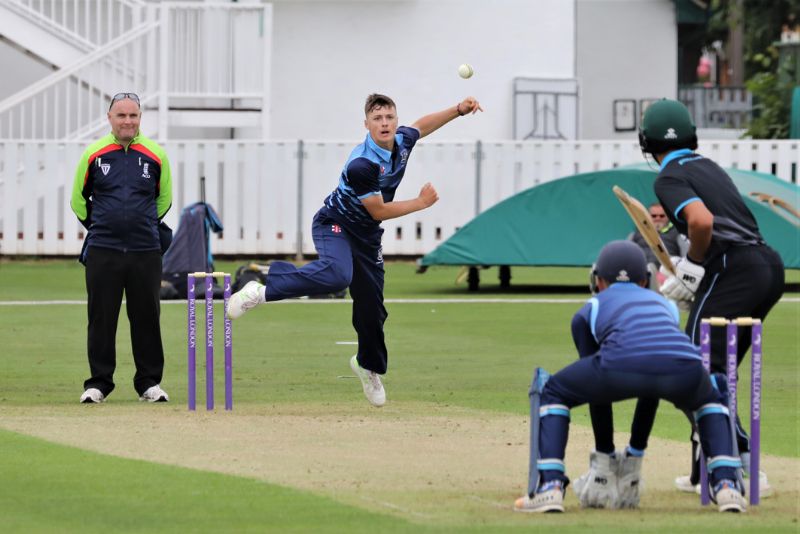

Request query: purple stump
[
  {"left": 750, "top": 321, "right": 762, "bottom": 505},
  {"left": 224, "top": 274, "right": 233, "bottom": 411},
  {"left": 206, "top": 274, "right": 214, "bottom": 411},
  {"left": 187, "top": 274, "right": 196, "bottom": 411},
  {"left": 699, "top": 320, "right": 712, "bottom": 505},
  {"left": 726, "top": 322, "right": 738, "bottom": 418},
  {"left": 725, "top": 321, "right": 742, "bottom": 504}
]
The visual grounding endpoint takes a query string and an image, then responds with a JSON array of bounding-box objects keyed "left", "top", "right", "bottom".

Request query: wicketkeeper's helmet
[{"left": 590, "top": 240, "right": 649, "bottom": 293}]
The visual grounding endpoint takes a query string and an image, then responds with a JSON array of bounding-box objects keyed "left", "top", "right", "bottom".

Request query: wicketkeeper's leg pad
[
  {"left": 617, "top": 450, "right": 645, "bottom": 509},
  {"left": 572, "top": 451, "right": 620, "bottom": 509}
]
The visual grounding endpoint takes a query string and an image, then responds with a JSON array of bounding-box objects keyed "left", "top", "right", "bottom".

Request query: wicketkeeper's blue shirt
[{"left": 571, "top": 283, "right": 701, "bottom": 373}]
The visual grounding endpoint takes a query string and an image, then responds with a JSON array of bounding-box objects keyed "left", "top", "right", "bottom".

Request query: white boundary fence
[{"left": 0, "top": 139, "right": 797, "bottom": 256}]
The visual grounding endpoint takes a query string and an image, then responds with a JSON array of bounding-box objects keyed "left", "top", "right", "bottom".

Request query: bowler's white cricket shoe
[
  {"left": 349, "top": 355, "right": 385, "bottom": 407},
  {"left": 514, "top": 480, "right": 565, "bottom": 513},
  {"left": 80, "top": 388, "right": 105, "bottom": 404},
  {"left": 227, "top": 280, "right": 265, "bottom": 320},
  {"left": 140, "top": 384, "right": 169, "bottom": 403}
]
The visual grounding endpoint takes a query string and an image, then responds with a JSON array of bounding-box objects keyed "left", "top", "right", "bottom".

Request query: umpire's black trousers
[{"left": 84, "top": 246, "right": 165, "bottom": 396}]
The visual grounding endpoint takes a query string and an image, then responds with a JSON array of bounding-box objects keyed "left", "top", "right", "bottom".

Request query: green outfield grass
[{"left": 0, "top": 259, "right": 797, "bottom": 532}]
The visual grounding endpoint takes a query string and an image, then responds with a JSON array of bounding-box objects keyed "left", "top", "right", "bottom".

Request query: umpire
[
  {"left": 638, "top": 99, "right": 785, "bottom": 495},
  {"left": 70, "top": 92, "right": 173, "bottom": 404}
]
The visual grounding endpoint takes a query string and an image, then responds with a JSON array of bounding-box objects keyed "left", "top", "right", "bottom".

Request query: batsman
[
  {"left": 638, "top": 99, "right": 784, "bottom": 495},
  {"left": 514, "top": 241, "right": 747, "bottom": 513}
]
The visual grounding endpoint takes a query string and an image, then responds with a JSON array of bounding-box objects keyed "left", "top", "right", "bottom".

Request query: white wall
[
  {"left": 577, "top": 0, "right": 677, "bottom": 139},
  {"left": 0, "top": 0, "right": 684, "bottom": 142},
  {"left": 269, "top": 0, "right": 575, "bottom": 140},
  {"left": 0, "top": 40, "right": 53, "bottom": 97}
]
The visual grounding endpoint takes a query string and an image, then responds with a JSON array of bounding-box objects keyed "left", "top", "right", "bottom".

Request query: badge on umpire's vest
[{"left": 97, "top": 157, "right": 110, "bottom": 176}]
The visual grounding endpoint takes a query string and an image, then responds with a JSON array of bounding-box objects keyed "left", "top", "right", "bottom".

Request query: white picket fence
[{"left": 0, "top": 139, "right": 797, "bottom": 256}]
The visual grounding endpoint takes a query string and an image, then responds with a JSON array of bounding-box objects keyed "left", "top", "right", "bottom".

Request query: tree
[{"left": 703, "top": 0, "right": 800, "bottom": 138}]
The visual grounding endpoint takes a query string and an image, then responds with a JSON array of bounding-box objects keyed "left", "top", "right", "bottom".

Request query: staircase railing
[
  {"left": 0, "top": 2, "right": 270, "bottom": 140},
  {"left": 5, "top": 0, "right": 146, "bottom": 49},
  {"left": 0, "top": 17, "right": 160, "bottom": 139}
]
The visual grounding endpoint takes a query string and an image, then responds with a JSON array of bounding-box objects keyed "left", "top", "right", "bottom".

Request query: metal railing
[
  {"left": 678, "top": 85, "right": 752, "bottom": 129},
  {"left": 6, "top": 0, "right": 146, "bottom": 48},
  {"left": 0, "top": 18, "right": 160, "bottom": 139},
  {"left": 0, "top": 2, "right": 270, "bottom": 140}
]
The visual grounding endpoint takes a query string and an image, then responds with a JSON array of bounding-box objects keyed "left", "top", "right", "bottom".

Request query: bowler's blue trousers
[{"left": 263, "top": 209, "right": 389, "bottom": 374}]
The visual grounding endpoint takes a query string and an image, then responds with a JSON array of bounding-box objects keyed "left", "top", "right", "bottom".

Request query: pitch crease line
[{"left": 1, "top": 297, "right": 798, "bottom": 306}]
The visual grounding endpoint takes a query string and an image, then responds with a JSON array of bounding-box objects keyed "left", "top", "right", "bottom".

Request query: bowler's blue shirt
[
  {"left": 322, "top": 126, "right": 421, "bottom": 232},
  {"left": 571, "top": 283, "right": 701, "bottom": 373}
]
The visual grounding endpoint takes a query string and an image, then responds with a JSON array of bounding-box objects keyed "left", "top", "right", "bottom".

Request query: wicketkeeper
[{"left": 514, "top": 240, "right": 747, "bottom": 513}]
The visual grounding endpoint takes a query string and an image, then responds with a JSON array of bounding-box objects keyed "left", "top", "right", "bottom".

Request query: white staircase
[
  {"left": 0, "top": 0, "right": 145, "bottom": 66},
  {"left": 0, "top": 0, "right": 272, "bottom": 140}
]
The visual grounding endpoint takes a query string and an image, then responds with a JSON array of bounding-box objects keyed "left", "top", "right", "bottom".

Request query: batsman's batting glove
[
  {"left": 670, "top": 298, "right": 692, "bottom": 312},
  {"left": 659, "top": 256, "right": 705, "bottom": 302}
]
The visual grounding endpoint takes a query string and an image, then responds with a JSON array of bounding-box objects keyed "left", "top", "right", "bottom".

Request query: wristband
[{"left": 456, "top": 103, "right": 466, "bottom": 116}]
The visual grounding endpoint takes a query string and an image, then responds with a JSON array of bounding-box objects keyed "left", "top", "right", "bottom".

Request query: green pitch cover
[{"left": 420, "top": 165, "right": 799, "bottom": 268}]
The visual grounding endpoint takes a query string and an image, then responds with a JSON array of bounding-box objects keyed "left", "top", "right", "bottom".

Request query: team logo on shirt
[
  {"left": 400, "top": 149, "right": 408, "bottom": 164},
  {"left": 142, "top": 162, "right": 151, "bottom": 180},
  {"left": 331, "top": 224, "right": 342, "bottom": 234},
  {"left": 664, "top": 128, "right": 678, "bottom": 139},
  {"left": 97, "top": 157, "right": 110, "bottom": 176},
  {"left": 380, "top": 165, "right": 386, "bottom": 175},
  {"left": 376, "top": 247, "right": 383, "bottom": 265}
]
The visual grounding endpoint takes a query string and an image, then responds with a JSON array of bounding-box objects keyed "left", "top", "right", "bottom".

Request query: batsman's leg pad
[
  {"left": 572, "top": 451, "right": 620, "bottom": 509},
  {"left": 693, "top": 403, "right": 730, "bottom": 422},
  {"left": 711, "top": 373, "right": 728, "bottom": 406},
  {"left": 707, "top": 455, "right": 742, "bottom": 473},
  {"left": 709, "top": 374, "right": 748, "bottom": 454},
  {"left": 695, "top": 399, "right": 745, "bottom": 490}
]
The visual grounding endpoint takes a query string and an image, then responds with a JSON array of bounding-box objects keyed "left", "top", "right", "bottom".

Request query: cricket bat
[{"left": 612, "top": 185, "right": 676, "bottom": 275}]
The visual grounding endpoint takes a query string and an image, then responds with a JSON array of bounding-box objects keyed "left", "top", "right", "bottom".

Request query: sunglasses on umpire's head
[{"left": 109, "top": 92, "right": 140, "bottom": 111}]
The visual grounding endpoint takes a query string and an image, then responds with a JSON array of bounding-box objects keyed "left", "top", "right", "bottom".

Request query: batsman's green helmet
[{"left": 638, "top": 99, "right": 697, "bottom": 155}]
